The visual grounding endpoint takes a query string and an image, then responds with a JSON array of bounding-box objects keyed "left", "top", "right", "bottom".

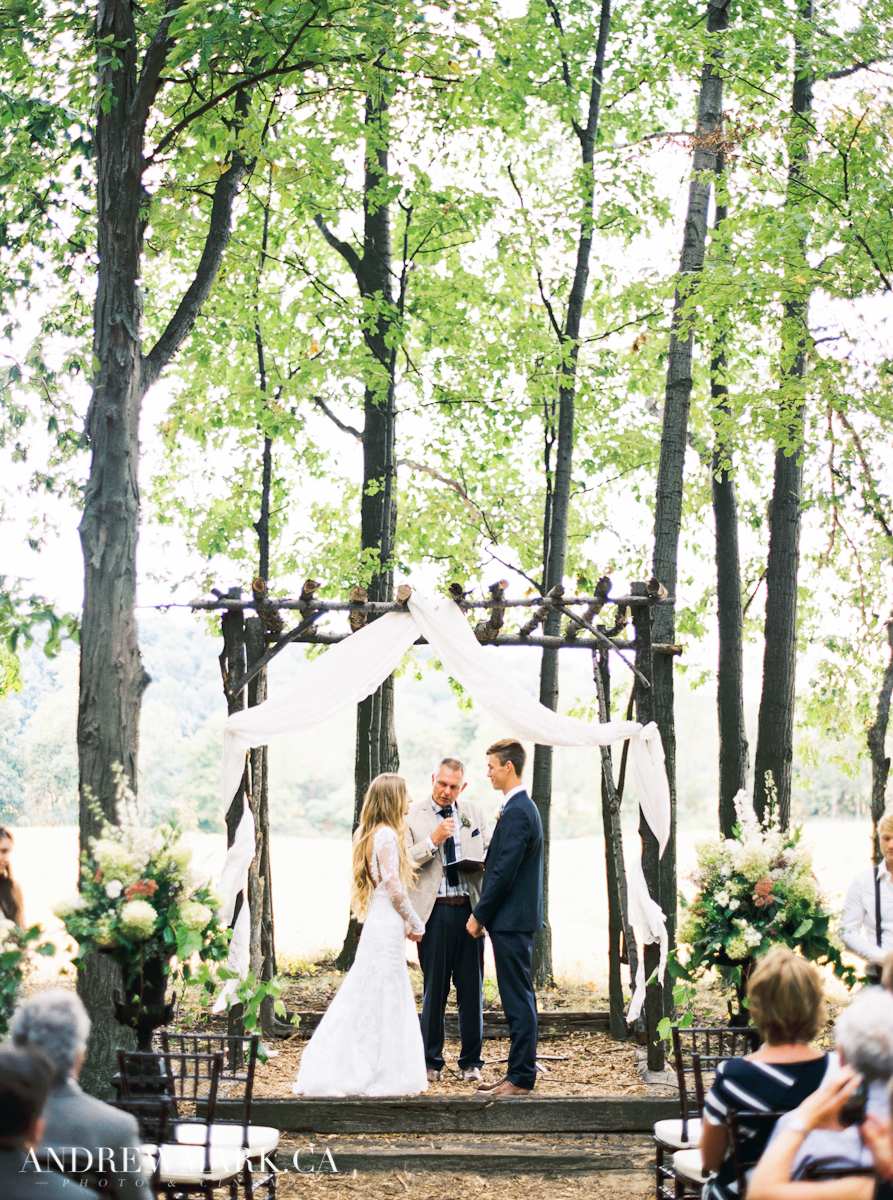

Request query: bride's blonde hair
[{"left": 350, "top": 773, "right": 417, "bottom": 920}]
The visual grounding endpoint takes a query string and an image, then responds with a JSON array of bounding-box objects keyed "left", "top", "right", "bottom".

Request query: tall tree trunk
[
  {"left": 319, "top": 83, "right": 400, "bottom": 970},
  {"left": 752, "top": 1, "right": 814, "bottom": 829},
  {"left": 869, "top": 620, "right": 893, "bottom": 864},
  {"left": 76, "top": 1, "right": 253, "bottom": 1093},
  {"left": 75, "top": 0, "right": 153, "bottom": 1097},
  {"left": 532, "top": 0, "right": 611, "bottom": 988},
  {"left": 710, "top": 158, "right": 749, "bottom": 837},
  {"left": 651, "top": 0, "right": 730, "bottom": 960}
]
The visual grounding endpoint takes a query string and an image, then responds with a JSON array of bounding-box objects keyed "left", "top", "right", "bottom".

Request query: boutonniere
[
  {"left": 460, "top": 814, "right": 471, "bottom": 829},
  {"left": 495, "top": 807, "right": 504, "bottom": 823}
]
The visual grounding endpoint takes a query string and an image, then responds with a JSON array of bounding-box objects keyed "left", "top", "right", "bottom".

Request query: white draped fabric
[{"left": 214, "top": 593, "right": 670, "bottom": 1021}]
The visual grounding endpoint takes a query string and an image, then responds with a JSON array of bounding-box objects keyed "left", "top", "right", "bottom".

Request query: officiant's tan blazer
[{"left": 406, "top": 797, "right": 491, "bottom": 926}]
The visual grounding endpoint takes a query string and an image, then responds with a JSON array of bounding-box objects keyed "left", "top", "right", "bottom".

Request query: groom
[{"left": 467, "top": 738, "right": 543, "bottom": 1097}]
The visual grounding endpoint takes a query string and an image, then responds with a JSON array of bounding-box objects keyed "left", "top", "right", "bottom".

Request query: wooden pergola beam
[{"left": 189, "top": 592, "right": 674, "bottom": 613}]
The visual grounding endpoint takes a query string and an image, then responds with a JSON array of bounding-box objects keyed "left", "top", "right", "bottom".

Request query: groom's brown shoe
[
  {"left": 487, "top": 1081, "right": 532, "bottom": 1098},
  {"left": 475, "top": 1075, "right": 507, "bottom": 1093}
]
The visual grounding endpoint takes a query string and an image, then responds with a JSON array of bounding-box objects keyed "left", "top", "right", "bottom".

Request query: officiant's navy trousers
[
  {"left": 490, "top": 930, "right": 537, "bottom": 1090},
  {"left": 418, "top": 900, "right": 485, "bottom": 1072}
]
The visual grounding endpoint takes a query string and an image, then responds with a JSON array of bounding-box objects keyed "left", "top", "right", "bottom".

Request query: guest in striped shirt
[{"left": 700, "top": 948, "right": 832, "bottom": 1200}]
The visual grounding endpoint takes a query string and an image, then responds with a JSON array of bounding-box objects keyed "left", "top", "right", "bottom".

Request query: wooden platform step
[
  {"left": 221, "top": 1094, "right": 677, "bottom": 1135},
  {"left": 286, "top": 1009, "right": 612, "bottom": 1040},
  {"left": 276, "top": 1132, "right": 652, "bottom": 1175}
]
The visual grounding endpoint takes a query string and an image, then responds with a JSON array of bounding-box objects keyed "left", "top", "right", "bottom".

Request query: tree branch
[
  {"left": 313, "top": 213, "right": 363, "bottom": 278},
  {"left": 131, "top": 0, "right": 185, "bottom": 130},
  {"left": 146, "top": 51, "right": 323, "bottom": 163},
  {"left": 821, "top": 59, "right": 881, "bottom": 81},
  {"left": 141, "top": 93, "right": 254, "bottom": 391},
  {"left": 312, "top": 395, "right": 362, "bottom": 441}
]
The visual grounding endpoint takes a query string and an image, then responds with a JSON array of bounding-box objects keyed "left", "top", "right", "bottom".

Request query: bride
[{"left": 293, "top": 773, "right": 428, "bottom": 1096}]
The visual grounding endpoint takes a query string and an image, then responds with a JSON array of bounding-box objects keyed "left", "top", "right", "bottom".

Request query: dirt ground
[{"left": 274, "top": 1169, "right": 654, "bottom": 1200}]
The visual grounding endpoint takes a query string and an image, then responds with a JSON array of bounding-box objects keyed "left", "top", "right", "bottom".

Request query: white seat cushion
[
  {"left": 673, "top": 1147, "right": 712, "bottom": 1183},
  {"left": 174, "top": 1122, "right": 280, "bottom": 1157},
  {"left": 654, "top": 1117, "right": 703, "bottom": 1149},
  {"left": 140, "top": 1141, "right": 247, "bottom": 1182}
]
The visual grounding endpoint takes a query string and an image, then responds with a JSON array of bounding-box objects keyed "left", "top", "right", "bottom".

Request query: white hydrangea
[
  {"left": 119, "top": 899, "right": 157, "bottom": 941},
  {"left": 53, "top": 895, "right": 87, "bottom": 920},
  {"left": 743, "top": 925, "right": 763, "bottom": 947},
  {"left": 105, "top": 880, "right": 124, "bottom": 899},
  {"left": 92, "top": 839, "right": 141, "bottom": 885},
  {"left": 732, "top": 840, "right": 773, "bottom": 883},
  {"left": 178, "top": 901, "right": 212, "bottom": 932}
]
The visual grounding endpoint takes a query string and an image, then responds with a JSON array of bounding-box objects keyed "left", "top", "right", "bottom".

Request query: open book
[{"left": 448, "top": 852, "right": 486, "bottom": 874}]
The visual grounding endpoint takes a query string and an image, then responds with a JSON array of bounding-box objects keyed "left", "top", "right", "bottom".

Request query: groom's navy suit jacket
[{"left": 472, "top": 790, "right": 544, "bottom": 933}]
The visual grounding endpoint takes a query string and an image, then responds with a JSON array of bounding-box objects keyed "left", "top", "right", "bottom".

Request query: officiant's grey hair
[
  {"left": 10, "top": 988, "right": 91, "bottom": 1084},
  {"left": 435, "top": 757, "right": 465, "bottom": 776}
]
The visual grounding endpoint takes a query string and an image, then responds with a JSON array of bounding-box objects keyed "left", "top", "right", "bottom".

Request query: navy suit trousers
[
  {"left": 490, "top": 929, "right": 537, "bottom": 1089},
  {"left": 417, "top": 900, "right": 485, "bottom": 1071}
]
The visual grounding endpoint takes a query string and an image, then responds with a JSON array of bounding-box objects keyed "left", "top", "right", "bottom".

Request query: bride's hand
[{"left": 407, "top": 930, "right": 423, "bottom": 942}]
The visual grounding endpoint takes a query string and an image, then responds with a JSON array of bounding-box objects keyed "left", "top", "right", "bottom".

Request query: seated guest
[
  {"left": 748, "top": 1067, "right": 874, "bottom": 1200},
  {"left": 700, "top": 947, "right": 831, "bottom": 1200},
  {"left": 10, "top": 989, "right": 153, "bottom": 1200},
  {"left": 0, "top": 1047, "right": 73, "bottom": 1198},
  {"left": 780, "top": 987, "right": 893, "bottom": 1179}
]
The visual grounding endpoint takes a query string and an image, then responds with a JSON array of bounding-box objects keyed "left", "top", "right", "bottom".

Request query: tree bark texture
[
  {"left": 651, "top": 0, "right": 730, "bottom": 947},
  {"left": 245, "top": 618, "right": 276, "bottom": 1018},
  {"left": 322, "top": 84, "right": 400, "bottom": 971},
  {"left": 868, "top": 621, "right": 893, "bottom": 864},
  {"left": 532, "top": 0, "right": 612, "bottom": 988},
  {"left": 595, "top": 647, "right": 638, "bottom": 1041},
  {"left": 631, "top": 585, "right": 663, "bottom": 1070},
  {"left": 76, "top": 1, "right": 256, "bottom": 1092},
  {"left": 752, "top": 1, "right": 814, "bottom": 829},
  {"left": 710, "top": 162, "right": 749, "bottom": 837}
]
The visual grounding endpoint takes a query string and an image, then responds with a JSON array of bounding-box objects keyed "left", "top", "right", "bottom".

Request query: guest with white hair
[
  {"left": 9, "top": 989, "right": 153, "bottom": 1200},
  {"left": 776, "top": 987, "right": 893, "bottom": 1181}
]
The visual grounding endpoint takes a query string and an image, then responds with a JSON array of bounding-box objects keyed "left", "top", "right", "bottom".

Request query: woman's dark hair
[{"left": 0, "top": 826, "right": 25, "bottom": 924}]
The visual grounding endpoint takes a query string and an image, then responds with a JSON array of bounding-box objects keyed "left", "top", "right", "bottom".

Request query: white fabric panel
[
  {"left": 215, "top": 593, "right": 672, "bottom": 1025},
  {"left": 625, "top": 850, "right": 670, "bottom": 1023}
]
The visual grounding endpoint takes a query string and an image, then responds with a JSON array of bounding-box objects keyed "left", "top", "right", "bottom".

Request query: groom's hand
[{"left": 466, "top": 915, "right": 484, "bottom": 939}]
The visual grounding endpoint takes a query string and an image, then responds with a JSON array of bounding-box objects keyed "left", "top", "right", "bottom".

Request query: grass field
[{"left": 9, "top": 817, "right": 874, "bottom": 988}]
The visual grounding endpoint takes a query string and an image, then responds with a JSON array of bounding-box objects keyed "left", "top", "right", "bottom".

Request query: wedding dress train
[{"left": 293, "top": 825, "right": 428, "bottom": 1097}]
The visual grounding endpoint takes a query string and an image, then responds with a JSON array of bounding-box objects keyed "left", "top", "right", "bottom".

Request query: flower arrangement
[
  {"left": 55, "top": 766, "right": 230, "bottom": 997},
  {"left": 670, "top": 783, "right": 855, "bottom": 1022},
  {"left": 0, "top": 921, "right": 55, "bottom": 1037}
]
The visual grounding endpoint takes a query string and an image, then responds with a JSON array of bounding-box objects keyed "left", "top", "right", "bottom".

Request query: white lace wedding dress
[{"left": 293, "top": 825, "right": 428, "bottom": 1097}]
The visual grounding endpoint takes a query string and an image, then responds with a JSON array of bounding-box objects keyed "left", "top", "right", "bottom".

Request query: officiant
[{"left": 407, "top": 757, "right": 491, "bottom": 1083}]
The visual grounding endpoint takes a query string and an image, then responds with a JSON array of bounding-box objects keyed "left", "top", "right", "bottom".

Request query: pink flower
[
  {"left": 753, "top": 877, "right": 776, "bottom": 908},
  {"left": 124, "top": 879, "right": 159, "bottom": 899}
]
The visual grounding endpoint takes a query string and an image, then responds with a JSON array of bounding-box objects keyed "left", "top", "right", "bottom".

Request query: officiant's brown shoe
[
  {"left": 487, "top": 1081, "right": 532, "bottom": 1098},
  {"left": 475, "top": 1075, "right": 507, "bottom": 1093}
]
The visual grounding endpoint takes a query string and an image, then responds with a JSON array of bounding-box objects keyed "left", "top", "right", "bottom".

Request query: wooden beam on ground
[
  {"left": 286, "top": 1009, "right": 613, "bottom": 1040},
  {"left": 275, "top": 1132, "right": 654, "bottom": 1175},
  {"left": 216, "top": 1095, "right": 679, "bottom": 1135}
]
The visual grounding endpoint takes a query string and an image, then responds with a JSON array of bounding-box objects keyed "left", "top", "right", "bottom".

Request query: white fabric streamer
[
  {"left": 625, "top": 851, "right": 670, "bottom": 1024},
  {"left": 216, "top": 593, "right": 672, "bottom": 1023}
]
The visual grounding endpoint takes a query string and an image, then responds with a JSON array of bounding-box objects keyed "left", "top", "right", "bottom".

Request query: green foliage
[
  {"left": 674, "top": 785, "right": 856, "bottom": 1010},
  {"left": 0, "top": 921, "right": 55, "bottom": 1038},
  {"left": 56, "top": 767, "right": 230, "bottom": 992}
]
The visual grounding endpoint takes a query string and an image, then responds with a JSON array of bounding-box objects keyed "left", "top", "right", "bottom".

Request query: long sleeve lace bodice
[{"left": 371, "top": 826, "right": 425, "bottom": 937}]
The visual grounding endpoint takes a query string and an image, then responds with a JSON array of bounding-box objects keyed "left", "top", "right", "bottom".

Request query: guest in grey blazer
[{"left": 10, "top": 989, "right": 153, "bottom": 1200}]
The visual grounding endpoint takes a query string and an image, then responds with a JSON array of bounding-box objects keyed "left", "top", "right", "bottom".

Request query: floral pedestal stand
[{"left": 114, "top": 956, "right": 174, "bottom": 1095}]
